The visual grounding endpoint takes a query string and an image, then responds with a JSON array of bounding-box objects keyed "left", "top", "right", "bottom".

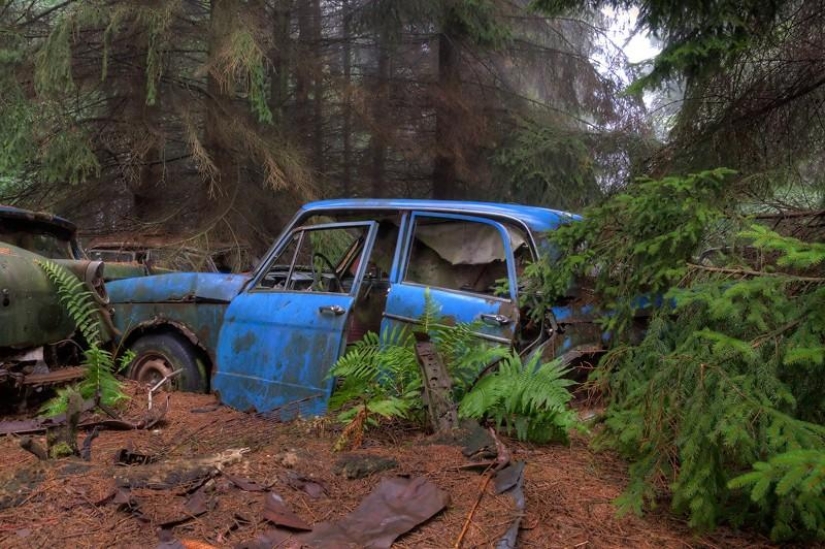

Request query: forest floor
[{"left": 0, "top": 385, "right": 797, "bottom": 549}]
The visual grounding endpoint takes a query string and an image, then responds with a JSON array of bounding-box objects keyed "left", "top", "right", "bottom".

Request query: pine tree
[{"left": 529, "top": 169, "right": 825, "bottom": 541}]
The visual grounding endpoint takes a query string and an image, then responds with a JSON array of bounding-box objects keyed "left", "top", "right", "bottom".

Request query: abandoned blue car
[{"left": 107, "top": 199, "right": 602, "bottom": 415}]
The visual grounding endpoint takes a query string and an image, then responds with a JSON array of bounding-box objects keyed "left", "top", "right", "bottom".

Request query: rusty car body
[
  {"left": 106, "top": 199, "right": 606, "bottom": 415},
  {"left": 0, "top": 205, "right": 112, "bottom": 393},
  {"left": 84, "top": 235, "right": 252, "bottom": 274}
]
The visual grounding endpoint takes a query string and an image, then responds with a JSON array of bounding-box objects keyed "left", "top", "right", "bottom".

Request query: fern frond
[
  {"left": 459, "top": 351, "right": 580, "bottom": 443},
  {"left": 35, "top": 259, "right": 102, "bottom": 345},
  {"left": 38, "top": 384, "right": 80, "bottom": 416},
  {"left": 419, "top": 287, "right": 442, "bottom": 334},
  {"left": 35, "top": 260, "right": 127, "bottom": 414}
]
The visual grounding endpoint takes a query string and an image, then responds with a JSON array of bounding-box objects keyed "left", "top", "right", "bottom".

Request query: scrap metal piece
[
  {"left": 224, "top": 473, "right": 269, "bottom": 492},
  {"left": 19, "top": 366, "right": 86, "bottom": 387},
  {"left": 307, "top": 475, "right": 449, "bottom": 549},
  {"left": 149, "top": 370, "right": 181, "bottom": 409},
  {"left": 333, "top": 454, "right": 397, "bottom": 479},
  {"left": 283, "top": 472, "right": 326, "bottom": 499},
  {"left": 493, "top": 462, "right": 526, "bottom": 549},
  {"left": 493, "top": 461, "right": 525, "bottom": 494},
  {"left": 262, "top": 492, "right": 312, "bottom": 531},
  {"left": 183, "top": 486, "right": 210, "bottom": 518},
  {"left": 241, "top": 476, "right": 449, "bottom": 549},
  {"left": 80, "top": 426, "right": 100, "bottom": 461},
  {"left": 115, "top": 448, "right": 157, "bottom": 466},
  {"left": 414, "top": 336, "right": 458, "bottom": 433}
]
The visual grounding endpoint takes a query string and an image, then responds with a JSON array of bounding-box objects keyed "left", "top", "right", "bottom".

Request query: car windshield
[{"left": 0, "top": 219, "right": 75, "bottom": 259}]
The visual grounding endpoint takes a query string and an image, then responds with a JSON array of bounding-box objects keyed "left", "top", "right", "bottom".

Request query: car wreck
[
  {"left": 0, "top": 205, "right": 112, "bottom": 397},
  {"left": 84, "top": 234, "right": 252, "bottom": 274},
  {"left": 107, "top": 199, "right": 605, "bottom": 415}
]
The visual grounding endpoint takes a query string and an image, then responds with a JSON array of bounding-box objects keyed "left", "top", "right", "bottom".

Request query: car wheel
[{"left": 127, "top": 333, "right": 207, "bottom": 393}]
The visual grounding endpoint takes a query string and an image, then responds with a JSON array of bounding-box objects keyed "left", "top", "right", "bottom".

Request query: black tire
[{"left": 127, "top": 333, "right": 207, "bottom": 393}]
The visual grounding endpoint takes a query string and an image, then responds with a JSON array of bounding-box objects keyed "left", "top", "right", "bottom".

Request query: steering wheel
[{"left": 312, "top": 252, "right": 344, "bottom": 292}]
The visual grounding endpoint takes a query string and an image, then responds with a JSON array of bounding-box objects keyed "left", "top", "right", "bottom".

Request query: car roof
[
  {"left": 0, "top": 204, "right": 77, "bottom": 234},
  {"left": 299, "top": 199, "right": 580, "bottom": 234}
]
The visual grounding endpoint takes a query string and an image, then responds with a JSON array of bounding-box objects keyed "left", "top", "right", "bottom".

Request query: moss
[{"left": 49, "top": 442, "right": 75, "bottom": 459}]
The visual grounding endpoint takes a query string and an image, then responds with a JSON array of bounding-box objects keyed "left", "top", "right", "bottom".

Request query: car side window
[
  {"left": 256, "top": 225, "right": 369, "bottom": 294},
  {"left": 404, "top": 216, "right": 516, "bottom": 297}
]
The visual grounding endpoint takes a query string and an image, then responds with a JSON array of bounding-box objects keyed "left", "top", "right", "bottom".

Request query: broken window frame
[
  {"left": 250, "top": 221, "right": 377, "bottom": 296},
  {"left": 399, "top": 212, "right": 520, "bottom": 304}
]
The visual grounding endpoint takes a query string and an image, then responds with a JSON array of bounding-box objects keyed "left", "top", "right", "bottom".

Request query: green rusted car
[{"left": 0, "top": 205, "right": 114, "bottom": 395}]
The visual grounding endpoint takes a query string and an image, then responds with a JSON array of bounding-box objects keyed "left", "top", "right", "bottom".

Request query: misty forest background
[
  {"left": 0, "top": 0, "right": 660, "bottom": 251},
  {"left": 2, "top": 0, "right": 825, "bottom": 542}
]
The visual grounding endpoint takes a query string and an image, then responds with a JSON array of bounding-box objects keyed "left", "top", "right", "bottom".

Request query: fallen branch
[
  {"left": 454, "top": 428, "right": 512, "bottom": 549},
  {"left": 687, "top": 263, "right": 825, "bottom": 283},
  {"left": 19, "top": 436, "right": 48, "bottom": 460},
  {"left": 454, "top": 469, "right": 493, "bottom": 549}
]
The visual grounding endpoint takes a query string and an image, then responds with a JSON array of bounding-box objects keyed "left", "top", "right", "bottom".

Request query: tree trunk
[
  {"left": 311, "top": 0, "right": 324, "bottom": 175},
  {"left": 206, "top": 0, "right": 237, "bottom": 196},
  {"left": 341, "top": 0, "right": 352, "bottom": 196},
  {"left": 433, "top": 24, "right": 461, "bottom": 200},
  {"left": 295, "top": 1, "right": 311, "bottom": 158},
  {"left": 270, "top": 0, "right": 291, "bottom": 124},
  {"left": 370, "top": 32, "right": 390, "bottom": 198},
  {"left": 125, "top": 21, "right": 162, "bottom": 222}
]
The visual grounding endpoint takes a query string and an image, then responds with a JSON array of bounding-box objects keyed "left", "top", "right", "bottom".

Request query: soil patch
[{"left": 0, "top": 387, "right": 786, "bottom": 548}]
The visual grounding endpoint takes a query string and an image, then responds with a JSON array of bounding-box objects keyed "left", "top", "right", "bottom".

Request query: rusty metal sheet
[
  {"left": 242, "top": 476, "right": 449, "bottom": 549},
  {"left": 283, "top": 471, "right": 326, "bottom": 498},
  {"left": 224, "top": 473, "right": 269, "bottom": 492},
  {"left": 262, "top": 492, "right": 312, "bottom": 531},
  {"left": 493, "top": 461, "right": 526, "bottom": 549},
  {"left": 306, "top": 476, "right": 449, "bottom": 548}
]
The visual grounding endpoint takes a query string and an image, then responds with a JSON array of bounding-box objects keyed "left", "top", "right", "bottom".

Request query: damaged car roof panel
[{"left": 298, "top": 198, "right": 581, "bottom": 234}]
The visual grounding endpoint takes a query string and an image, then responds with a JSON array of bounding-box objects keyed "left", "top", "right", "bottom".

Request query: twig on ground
[{"left": 453, "top": 468, "right": 493, "bottom": 549}]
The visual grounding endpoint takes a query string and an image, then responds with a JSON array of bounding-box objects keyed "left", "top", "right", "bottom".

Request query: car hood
[{"left": 106, "top": 272, "right": 251, "bottom": 304}]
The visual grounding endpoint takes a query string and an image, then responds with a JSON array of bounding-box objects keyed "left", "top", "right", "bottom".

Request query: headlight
[{"left": 84, "top": 260, "right": 109, "bottom": 304}]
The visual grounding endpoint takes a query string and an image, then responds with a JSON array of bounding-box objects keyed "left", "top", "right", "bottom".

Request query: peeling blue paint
[{"left": 107, "top": 272, "right": 250, "bottom": 304}]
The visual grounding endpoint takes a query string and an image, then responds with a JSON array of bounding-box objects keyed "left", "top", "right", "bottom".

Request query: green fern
[
  {"left": 36, "top": 260, "right": 127, "bottom": 414},
  {"left": 35, "top": 259, "right": 102, "bottom": 346},
  {"left": 330, "top": 291, "right": 578, "bottom": 445},
  {"left": 419, "top": 287, "right": 442, "bottom": 334},
  {"left": 459, "top": 352, "right": 579, "bottom": 443},
  {"left": 329, "top": 325, "right": 421, "bottom": 419}
]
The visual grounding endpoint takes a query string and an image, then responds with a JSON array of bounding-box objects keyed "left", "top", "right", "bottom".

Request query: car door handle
[
  {"left": 318, "top": 305, "right": 346, "bottom": 316},
  {"left": 480, "top": 313, "right": 512, "bottom": 326}
]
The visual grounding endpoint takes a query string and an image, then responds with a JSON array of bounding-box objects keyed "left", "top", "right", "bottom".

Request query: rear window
[{"left": 0, "top": 219, "right": 75, "bottom": 259}]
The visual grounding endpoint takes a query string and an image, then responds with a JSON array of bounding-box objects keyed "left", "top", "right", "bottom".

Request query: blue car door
[
  {"left": 382, "top": 212, "right": 521, "bottom": 346},
  {"left": 213, "top": 221, "right": 378, "bottom": 416}
]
